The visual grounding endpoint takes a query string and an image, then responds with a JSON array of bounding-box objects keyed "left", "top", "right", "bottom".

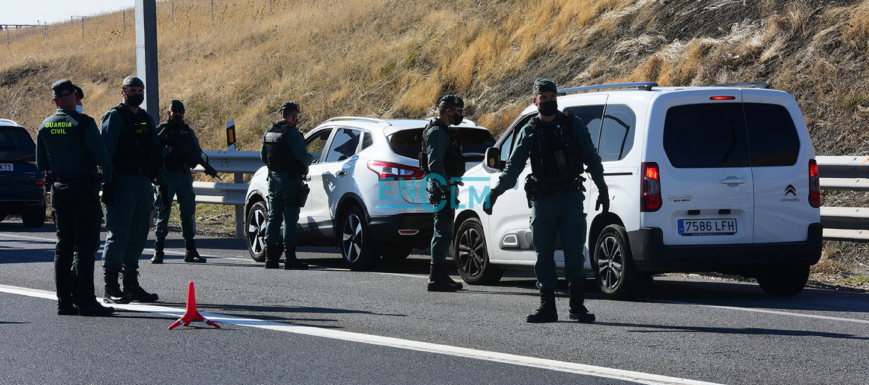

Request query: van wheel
[
  {"left": 246, "top": 201, "right": 268, "bottom": 262},
  {"left": 757, "top": 265, "right": 810, "bottom": 296},
  {"left": 454, "top": 217, "right": 504, "bottom": 285},
  {"left": 22, "top": 208, "right": 45, "bottom": 228},
  {"left": 340, "top": 205, "right": 377, "bottom": 271},
  {"left": 593, "top": 225, "right": 642, "bottom": 300}
]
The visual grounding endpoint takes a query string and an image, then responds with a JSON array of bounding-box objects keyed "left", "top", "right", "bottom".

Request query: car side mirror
[{"left": 485, "top": 147, "right": 502, "bottom": 170}]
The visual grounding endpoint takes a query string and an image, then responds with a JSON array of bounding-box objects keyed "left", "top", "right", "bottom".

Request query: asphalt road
[{"left": 1, "top": 219, "right": 867, "bottom": 385}]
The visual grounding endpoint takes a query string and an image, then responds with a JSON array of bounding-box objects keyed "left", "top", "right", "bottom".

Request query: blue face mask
[{"left": 75, "top": 104, "right": 83, "bottom": 113}]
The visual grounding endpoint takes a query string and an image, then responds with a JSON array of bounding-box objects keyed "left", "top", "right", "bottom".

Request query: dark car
[{"left": 0, "top": 119, "right": 46, "bottom": 228}]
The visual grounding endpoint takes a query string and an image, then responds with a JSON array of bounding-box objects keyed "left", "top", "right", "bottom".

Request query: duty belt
[{"left": 118, "top": 166, "right": 154, "bottom": 177}]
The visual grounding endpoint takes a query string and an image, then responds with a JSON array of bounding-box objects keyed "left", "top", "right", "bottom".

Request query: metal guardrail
[
  {"left": 187, "top": 153, "right": 869, "bottom": 243},
  {"left": 817, "top": 156, "right": 869, "bottom": 243}
]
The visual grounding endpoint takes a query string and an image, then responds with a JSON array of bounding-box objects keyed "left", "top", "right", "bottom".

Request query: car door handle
[
  {"left": 337, "top": 171, "right": 347, "bottom": 177},
  {"left": 719, "top": 178, "right": 746, "bottom": 185}
]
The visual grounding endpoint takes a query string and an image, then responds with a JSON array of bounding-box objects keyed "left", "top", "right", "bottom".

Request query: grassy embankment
[{"left": 1, "top": 0, "right": 867, "bottom": 283}]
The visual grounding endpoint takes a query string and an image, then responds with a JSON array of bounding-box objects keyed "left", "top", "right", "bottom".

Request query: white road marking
[
  {"left": 652, "top": 300, "right": 869, "bottom": 324},
  {"left": 0, "top": 283, "right": 719, "bottom": 385}
]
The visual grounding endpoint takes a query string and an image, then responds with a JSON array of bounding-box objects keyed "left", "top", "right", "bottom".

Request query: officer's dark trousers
[
  {"left": 154, "top": 171, "right": 196, "bottom": 242},
  {"left": 431, "top": 206, "right": 455, "bottom": 264},
  {"left": 265, "top": 171, "right": 301, "bottom": 249},
  {"left": 51, "top": 181, "right": 103, "bottom": 305},
  {"left": 530, "top": 191, "right": 587, "bottom": 290},
  {"left": 102, "top": 174, "right": 153, "bottom": 272}
]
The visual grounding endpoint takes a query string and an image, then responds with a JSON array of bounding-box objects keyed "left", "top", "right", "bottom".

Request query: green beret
[
  {"left": 51, "top": 79, "right": 76, "bottom": 98},
  {"left": 73, "top": 85, "right": 84, "bottom": 99},
  {"left": 169, "top": 100, "right": 185, "bottom": 114},
  {"left": 533, "top": 78, "right": 557, "bottom": 94},
  {"left": 122, "top": 76, "right": 145, "bottom": 88},
  {"left": 280, "top": 101, "right": 300, "bottom": 113},
  {"left": 439, "top": 94, "right": 464, "bottom": 108}
]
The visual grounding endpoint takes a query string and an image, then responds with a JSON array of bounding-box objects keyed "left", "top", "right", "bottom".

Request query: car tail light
[
  {"left": 809, "top": 159, "right": 821, "bottom": 208},
  {"left": 23, "top": 157, "right": 36, "bottom": 166},
  {"left": 641, "top": 162, "right": 662, "bottom": 212},
  {"left": 367, "top": 160, "right": 425, "bottom": 180}
]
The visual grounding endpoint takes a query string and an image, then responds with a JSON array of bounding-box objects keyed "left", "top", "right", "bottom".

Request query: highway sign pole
[{"left": 136, "top": 0, "right": 160, "bottom": 119}]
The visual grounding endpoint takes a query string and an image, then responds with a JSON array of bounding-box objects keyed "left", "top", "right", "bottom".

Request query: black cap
[
  {"left": 122, "top": 76, "right": 145, "bottom": 88},
  {"left": 280, "top": 101, "right": 300, "bottom": 113},
  {"left": 533, "top": 78, "right": 557, "bottom": 94},
  {"left": 439, "top": 94, "right": 464, "bottom": 108},
  {"left": 168, "top": 100, "right": 185, "bottom": 114},
  {"left": 73, "top": 85, "right": 84, "bottom": 100},
  {"left": 51, "top": 79, "right": 76, "bottom": 98}
]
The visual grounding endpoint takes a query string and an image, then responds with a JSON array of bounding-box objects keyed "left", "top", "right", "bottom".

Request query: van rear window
[
  {"left": 663, "top": 103, "right": 800, "bottom": 168},
  {"left": 389, "top": 128, "right": 496, "bottom": 160}
]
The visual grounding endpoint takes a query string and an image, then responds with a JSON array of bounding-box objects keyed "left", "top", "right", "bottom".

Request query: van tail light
[
  {"left": 367, "top": 160, "right": 425, "bottom": 180},
  {"left": 710, "top": 96, "right": 736, "bottom": 100},
  {"left": 641, "top": 162, "right": 662, "bottom": 212},
  {"left": 809, "top": 159, "right": 821, "bottom": 208}
]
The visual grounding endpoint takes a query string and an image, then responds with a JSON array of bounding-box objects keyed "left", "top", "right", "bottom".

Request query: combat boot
[
  {"left": 184, "top": 239, "right": 206, "bottom": 263},
  {"left": 283, "top": 246, "right": 308, "bottom": 270},
  {"left": 526, "top": 289, "right": 558, "bottom": 323},
  {"left": 442, "top": 269, "right": 463, "bottom": 290},
  {"left": 76, "top": 300, "right": 115, "bottom": 317},
  {"left": 103, "top": 269, "right": 131, "bottom": 304},
  {"left": 122, "top": 271, "right": 159, "bottom": 302},
  {"left": 568, "top": 285, "right": 595, "bottom": 323},
  {"left": 151, "top": 240, "right": 165, "bottom": 264},
  {"left": 57, "top": 302, "right": 78, "bottom": 316},
  {"left": 427, "top": 263, "right": 459, "bottom": 292},
  {"left": 265, "top": 245, "right": 281, "bottom": 269}
]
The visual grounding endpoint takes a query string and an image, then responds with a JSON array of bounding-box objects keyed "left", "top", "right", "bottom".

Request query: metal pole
[
  {"left": 211, "top": 0, "right": 214, "bottom": 21},
  {"left": 123, "top": 10, "right": 126, "bottom": 34},
  {"left": 81, "top": 17, "right": 84, "bottom": 38},
  {"left": 172, "top": 2, "right": 174, "bottom": 25},
  {"left": 136, "top": 0, "right": 160, "bottom": 117},
  {"left": 44, "top": 22, "right": 47, "bottom": 39},
  {"left": 6, "top": 28, "right": 9, "bottom": 48},
  {"left": 269, "top": 0, "right": 272, "bottom": 11}
]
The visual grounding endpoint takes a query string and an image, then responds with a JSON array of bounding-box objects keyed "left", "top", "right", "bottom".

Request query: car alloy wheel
[
  {"left": 342, "top": 213, "right": 363, "bottom": 263},
  {"left": 246, "top": 201, "right": 268, "bottom": 262},
  {"left": 458, "top": 228, "right": 485, "bottom": 277},
  {"left": 597, "top": 235, "right": 624, "bottom": 291}
]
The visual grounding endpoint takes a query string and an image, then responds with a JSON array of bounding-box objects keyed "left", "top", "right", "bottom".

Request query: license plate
[
  {"left": 0, "top": 163, "right": 12, "bottom": 171},
  {"left": 678, "top": 218, "right": 737, "bottom": 236}
]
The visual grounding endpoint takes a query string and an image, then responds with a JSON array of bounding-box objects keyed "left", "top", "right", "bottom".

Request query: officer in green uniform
[
  {"left": 422, "top": 95, "right": 466, "bottom": 292},
  {"left": 36, "top": 79, "right": 114, "bottom": 316},
  {"left": 485, "top": 79, "right": 609, "bottom": 323},
  {"left": 151, "top": 100, "right": 206, "bottom": 264},
  {"left": 100, "top": 76, "right": 168, "bottom": 304},
  {"left": 260, "top": 101, "right": 314, "bottom": 269}
]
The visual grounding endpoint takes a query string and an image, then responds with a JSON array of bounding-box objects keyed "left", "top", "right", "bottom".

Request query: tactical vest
[
  {"left": 529, "top": 112, "right": 585, "bottom": 189},
  {"left": 420, "top": 119, "right": 465, "bottom": 178},
  {"left": 159, "top": 121, "right": 197, "bottom": 171},
  {"left": 111, "top": 104, "right": 161, "bottom": 177},
  {"left": 262, "top": 120, "right": 306, "bottom": 176}
]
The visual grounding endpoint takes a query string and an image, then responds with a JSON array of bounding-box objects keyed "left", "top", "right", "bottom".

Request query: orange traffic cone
[{"left": 168, "top": 281, "right": 220, "bottom": 330}]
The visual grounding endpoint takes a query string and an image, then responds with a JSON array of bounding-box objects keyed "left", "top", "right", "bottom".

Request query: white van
[{"left": 454, "top": 82, "right": 822, "bottom": 298}]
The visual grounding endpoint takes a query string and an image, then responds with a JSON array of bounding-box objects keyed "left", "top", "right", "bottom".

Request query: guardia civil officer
[
  {"left": 36, "top": 79, "right": 114, "bottom": 316},
  {"left": 100, "top": 76, "right": 168, "bottom": 304},
  {"left": 260, "top": 102, "right": 314, "bottom": 269},
  {"left": 151, "top": 100, "right": 207, "bottom": 264},
  {"left": 484, "top": 79, "right": 609, "bottom": 323},
  {"left": 422, "top": 95, "right": 466, "bottom": 292}
]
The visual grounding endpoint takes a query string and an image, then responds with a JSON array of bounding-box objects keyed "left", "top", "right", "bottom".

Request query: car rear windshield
[
  {"left": 0, "top": 127, "right": 35, "bottom": 149},
  {"left": 663, "top": 103, "right": 799, "bottom": 168},
  {"left": 389, "top": 128, "right": 496, "bottom": 159}
]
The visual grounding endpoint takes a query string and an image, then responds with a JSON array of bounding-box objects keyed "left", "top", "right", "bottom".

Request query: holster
[
  {"left": 297, "top": 183, "right": 311, "bottom": 207},
  {"left": 524, "top": 174, "right": 536, "bottom": 208}
]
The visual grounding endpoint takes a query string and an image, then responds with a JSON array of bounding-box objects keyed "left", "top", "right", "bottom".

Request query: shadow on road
[{"left": 596, "top": 321, "right": 869, "bottom": 340}]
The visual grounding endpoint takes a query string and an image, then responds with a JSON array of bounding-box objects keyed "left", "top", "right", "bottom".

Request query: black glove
[
  {"left": 159, "top": 183, "right": 171, "bottom": 214},
  {"left": 484, "top": 188, "right": 502, "bottom": 216},
  {"left": 596, "top": 189, "right": 610, "bottom": 213},
  {"left": 101, "top": 184, "right": 116, "bottom": 205}
]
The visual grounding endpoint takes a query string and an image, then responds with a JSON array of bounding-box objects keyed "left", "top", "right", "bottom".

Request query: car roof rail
[
  {"left": 558, "top": 82, "right": 658, "bottom": 94},
  {"left": 324, "top": 116, "right": 392, "bottom": 126},
  {"left": 702, "top": 81, "right": 771, "bottom": 89},
  {"left": 0, "top": 118, "right": 20, "bottom": 126}
]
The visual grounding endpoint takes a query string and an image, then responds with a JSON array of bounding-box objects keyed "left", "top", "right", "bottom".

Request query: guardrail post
[{"left": 226, "top": 119, "right": 243, "bottom": 239}]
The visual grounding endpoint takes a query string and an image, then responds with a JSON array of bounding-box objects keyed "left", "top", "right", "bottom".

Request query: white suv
[
  {"left": 244, "top": 116, "right": 495, "bottom": 270},
  {"left": 454, "top": 82, "right": 822, "bottom": 298}
]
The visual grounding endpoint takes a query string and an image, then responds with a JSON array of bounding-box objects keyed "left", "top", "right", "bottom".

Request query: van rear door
[
  {"left": 650, "top": 90, "right": 754, "bottom": 246},
  {"left": 741, "top": 90, "right": 818, "bottom": 243}
]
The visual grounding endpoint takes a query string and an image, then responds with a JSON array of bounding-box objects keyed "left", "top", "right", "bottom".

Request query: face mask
[
  {"left": 171, "top": 116, "right": 184, "bottom": 124},
  {"left": 75, "top": 105, "right": 83, "bottom": 113},
  {"left": 451, "top": 113, "right": 464, "bottom": 125},
  {"left": 127, "top": 93, "right": 145, "bottom": 107},
  {"left": 537, "top": 100, "right": 558, "bottom": 116}
]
